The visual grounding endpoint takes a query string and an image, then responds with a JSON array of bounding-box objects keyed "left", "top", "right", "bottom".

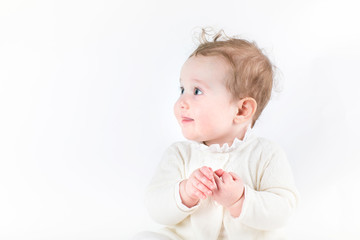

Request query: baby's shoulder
[
  {"left": 162, "top": 141, "right": 193, "bottom": 156},
  {"left": 250, "top": 136, "right": 286, "bottom": 156},
  {"left": 167, "top": 140, "right": 191, "bottom": 149}
]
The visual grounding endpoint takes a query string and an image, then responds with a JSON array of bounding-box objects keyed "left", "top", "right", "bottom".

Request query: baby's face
[{"left": 174, "top": 55, "right": 238, "bottom": 145}]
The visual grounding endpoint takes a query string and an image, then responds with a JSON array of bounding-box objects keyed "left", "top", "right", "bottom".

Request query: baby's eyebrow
[
  {"left": 179, "top": 78, "right": 209, "bottom": 88},
  {"left": 193, "top": 78, "right": 210, "bottom": 89}
]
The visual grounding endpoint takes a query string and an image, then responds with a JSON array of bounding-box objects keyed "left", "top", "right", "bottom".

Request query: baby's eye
[
  {"left": 180, "top": 87, "right": 184, "bottom": 95},
  {"left": 194, "top": 88, "right": 203, "bottom": 95}
]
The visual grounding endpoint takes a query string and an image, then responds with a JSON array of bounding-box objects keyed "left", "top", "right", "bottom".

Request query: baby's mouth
[{"left": 181, "top": 116, "right": 194, "bottom": 123}]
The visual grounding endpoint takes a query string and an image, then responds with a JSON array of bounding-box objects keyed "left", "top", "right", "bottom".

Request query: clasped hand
[{"left": 180, "top": 166, "right": 244, "bottom": 209}]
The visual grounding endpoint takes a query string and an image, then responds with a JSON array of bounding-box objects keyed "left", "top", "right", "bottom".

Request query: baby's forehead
[
  {"left": 180, "top": 55, "right": 233, "bottom": 82},
  {"left": 179, "top": 77, "right": 209, "bottom": 87}
]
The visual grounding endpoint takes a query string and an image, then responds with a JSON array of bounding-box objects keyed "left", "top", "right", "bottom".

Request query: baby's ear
[{"left": 234, "top": 97, "right": 257, "bottom": 124}]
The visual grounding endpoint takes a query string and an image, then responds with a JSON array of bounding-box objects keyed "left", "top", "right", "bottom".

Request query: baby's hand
[
  {"left": 180, "top": 166, "right": 217, "bottom": 207},
  {"left": 212, "top": 169, "right": 244, "bottom": 208}
]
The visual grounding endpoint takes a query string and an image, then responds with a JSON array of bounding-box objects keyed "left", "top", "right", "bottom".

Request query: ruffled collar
[{"left": 191, "top": 125, "right": 253, "bottom": 153}]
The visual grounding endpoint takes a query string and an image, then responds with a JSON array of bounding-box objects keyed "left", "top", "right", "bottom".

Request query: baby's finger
[
  {"left": 222, "top": 171, "right": 233, "bottom": 183},
  {"left": 186, "top": 178, "right": 206, "bottom": 200},
  {"left": 197, "top": 191, "right": 206, "bottom": 199},
  {"left": 195, "top": 170, "right": 216, "bottom": 190},
  {"left": 228, "top": 172, "right": 240, "bottom": 180},
  {"left": 189, "top": 185, "right": 206, "bottom": 200},
  {"left": 200, "top": 166, "right": 217, "bottom": 187},
  {"left": 192, "top": 181, "right": 212, "bottom": 198},
  {"left": 213, "top": 173, "right": 222, "bottom": 189},
  {"left": 214, "top": 169, "right": 225, "bottom": 177},
  {"left": 200, "top": 166, "right": 214, "bottom": 180}
]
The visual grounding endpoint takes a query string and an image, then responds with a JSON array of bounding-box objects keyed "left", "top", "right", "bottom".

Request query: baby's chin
[
  {"left": 182, "top": 133, "right": 224, "bottom": 146},
  {"left": 181, "top": 132, "right": 205, "bottom": 143}
]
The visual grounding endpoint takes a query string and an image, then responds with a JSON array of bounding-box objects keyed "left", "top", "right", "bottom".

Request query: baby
[{"left": 135, "top": 29, "right": 299, "bottom": 240}]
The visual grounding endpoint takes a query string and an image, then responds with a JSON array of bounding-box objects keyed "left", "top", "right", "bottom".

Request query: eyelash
[{"left": 180, "top": 87, "right": 203, "bottom": 95}]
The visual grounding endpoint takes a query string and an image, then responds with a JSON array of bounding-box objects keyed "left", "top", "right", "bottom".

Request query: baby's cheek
[
  {"left": 173, "top": 102, "right": 180, "bottom": 119},
  {"left": 198, "top": 117, "right": 216, "bottom": 134}
]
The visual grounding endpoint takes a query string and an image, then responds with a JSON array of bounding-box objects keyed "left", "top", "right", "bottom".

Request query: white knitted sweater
[{"left": 145, "top": 134, "right": 299, "bottom": 240}]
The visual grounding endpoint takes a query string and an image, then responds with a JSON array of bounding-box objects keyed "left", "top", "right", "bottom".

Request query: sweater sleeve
[
  {"left": 225, "top": 144, "right": 299, "bottom": 232},
  {"left": 144, "top": 143, "right": 199, "bottom": 226}
]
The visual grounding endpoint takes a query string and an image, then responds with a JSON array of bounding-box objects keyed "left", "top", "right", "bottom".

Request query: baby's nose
[
  {"left": 179, "top": 98, "right": 189, "bottom": 109},
  {"left": 176, "top": 94, "right": 190, "bottom": 109}
]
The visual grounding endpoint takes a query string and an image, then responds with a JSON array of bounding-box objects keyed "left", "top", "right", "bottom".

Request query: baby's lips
[{"left": 181, "top": 115, "right": 194, "bottom": 121}]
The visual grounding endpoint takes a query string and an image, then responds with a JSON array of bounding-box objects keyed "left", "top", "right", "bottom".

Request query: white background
[{"left": 1, "top": 0, "right": 359, "bottom": 239}]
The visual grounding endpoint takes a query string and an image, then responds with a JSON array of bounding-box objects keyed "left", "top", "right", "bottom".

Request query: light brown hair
[{"left": 189, "top": 28, "right": 275, "bottom": 127}]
